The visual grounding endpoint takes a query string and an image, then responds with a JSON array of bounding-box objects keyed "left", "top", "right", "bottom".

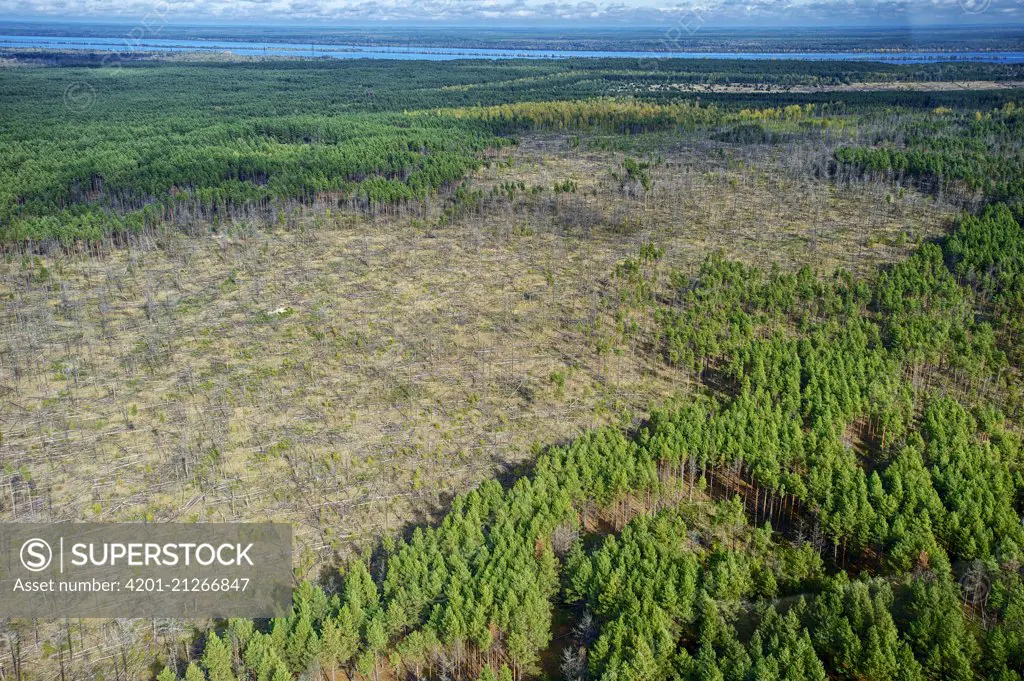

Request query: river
[{"left": 3, "top": 34, "right": 1024, "bottom": 62}]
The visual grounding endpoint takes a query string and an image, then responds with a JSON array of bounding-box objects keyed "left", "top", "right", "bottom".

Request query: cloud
[{"left": 0, "top": 0, "right": 1020, "bottom": 23}]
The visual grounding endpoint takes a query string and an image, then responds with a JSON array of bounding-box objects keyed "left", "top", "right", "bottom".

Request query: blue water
[{"left": 2, "top": 34, "right": 1024, "bottom": 63}]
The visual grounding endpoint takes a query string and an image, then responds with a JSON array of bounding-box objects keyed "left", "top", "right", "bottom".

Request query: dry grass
[
  {"left": 0, "top": 132, "right": 954, "bottom": 582},
  {"left": 474, "top": 133, "right": 953, "bottom": 276}
]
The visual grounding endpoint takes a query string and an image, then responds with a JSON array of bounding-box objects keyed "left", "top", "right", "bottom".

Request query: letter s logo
[{"left": 20, "top": 539, "right": 52, "bottom": 572}]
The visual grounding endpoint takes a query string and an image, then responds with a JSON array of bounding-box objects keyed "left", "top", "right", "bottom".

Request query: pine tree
[
  {"left": 183, "top": 663, "right": 205, "bottom": 681},
  {"left": 201, "top": 633, "right": 235, "bottom": 681},
  {"left": 284, "top": 612, "right": 320, "bottom": 675},
  {"left": 156, "top": 667, "right": 179, "bottom": 681}
]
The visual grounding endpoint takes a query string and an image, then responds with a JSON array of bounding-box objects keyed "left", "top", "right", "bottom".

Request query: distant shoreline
[{"left": 2, "top": 36, "right": 1024, "bottom": 63}]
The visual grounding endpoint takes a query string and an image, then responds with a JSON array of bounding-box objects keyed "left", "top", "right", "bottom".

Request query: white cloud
[{"left": 0, "top": 0, "right": 1020, "bottom": 23}]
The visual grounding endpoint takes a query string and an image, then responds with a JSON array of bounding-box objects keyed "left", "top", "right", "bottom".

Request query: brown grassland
[{"left": 0, "top": 132, "right": 954, "bottom": 583}]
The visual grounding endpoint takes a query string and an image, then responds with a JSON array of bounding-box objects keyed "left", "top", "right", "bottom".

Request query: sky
[{"left": 0, "top": 0, "right": 1021, "bottom": 26}]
